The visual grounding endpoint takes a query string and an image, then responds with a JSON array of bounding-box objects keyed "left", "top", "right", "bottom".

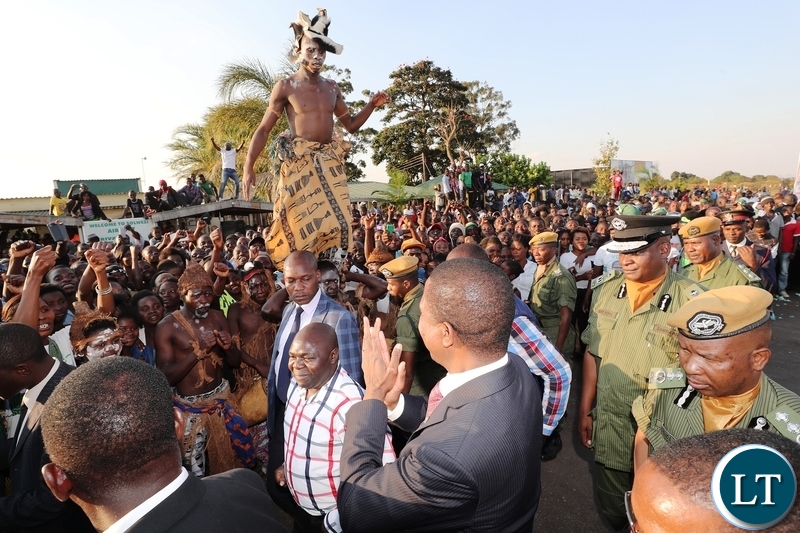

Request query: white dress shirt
[
  {"left": 727, "top": 240, "right": 746, "bottom": 256},
  {"left": 388, "top": 355, "right": 510, "bottom": 420},
  {"left": 17, "top": 359, "right": 60, "bottom": 442},
  {"left": 274, "top": 289, "right": 323, "bottom": 380},
  {"left": 104, "top": 468, "right": 189, "bottom": 533}
]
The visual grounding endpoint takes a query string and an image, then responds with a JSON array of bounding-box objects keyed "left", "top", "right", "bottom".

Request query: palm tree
[
  {"left": 166, "top": 50, "right": 370, "bottom": 200},
  {"left": 166, "top": 57, "right": 288, "bottom": 200}
]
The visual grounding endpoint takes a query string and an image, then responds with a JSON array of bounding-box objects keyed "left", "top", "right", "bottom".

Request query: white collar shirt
[
  {"left": 18, "top": 359, "right": 60, "bottom": 442},
  {"left": 104, "top": 468, "right": 188, "bottom": 533},
  {"left": 275, "top": 289, "right": 323, "bottom": 379},
  {"left": 388, "top": 355, "right": 509, "bottom": 420}
]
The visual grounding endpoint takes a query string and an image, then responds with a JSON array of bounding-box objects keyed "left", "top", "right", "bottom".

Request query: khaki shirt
[
  {"left": 529, "top": 261, "right": 577, "bottom": 325},
  {"left": 680, "top": 253, "right": 762, "bottom": 290},
  {"left": 581, "top": 269, "right": 705, "bottom": 472},
  {"left": 633, "top": 372, "right": 800, "bottom": 452},
  {"left": 395, "top": 284, "right": 445, "bottom": 396}
]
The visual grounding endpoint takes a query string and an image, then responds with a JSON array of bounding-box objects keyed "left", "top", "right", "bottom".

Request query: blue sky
[{"left": 2, "top": 0, "right": 799, "bottom": 197}]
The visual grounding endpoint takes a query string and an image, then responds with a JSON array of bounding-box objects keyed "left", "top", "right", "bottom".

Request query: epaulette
[
  {"left": 591, "top": 269, "right": 619, "bottom": 290},
  {"left": 767, "top": 405, "right": 800, "bottom": 443},
  {"left": 735, "top": 261, "right": 762, "bottom": 283}
]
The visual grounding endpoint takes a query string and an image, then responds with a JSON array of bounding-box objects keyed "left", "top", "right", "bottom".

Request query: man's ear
[
  {"left": 751, "top": 347, "right": 771, "bottom": 372},
  {"left": 42, "top": 463, "right": 73, "bottom": 502},
  {"left": 173, "top": 407, "right": 186, "bottom": 442},
  {"left": 441, "top": 321, "right": 455, "bottom": 349},
  {"left": 330, "top": 347, "right": 339, "bottom": 365}
]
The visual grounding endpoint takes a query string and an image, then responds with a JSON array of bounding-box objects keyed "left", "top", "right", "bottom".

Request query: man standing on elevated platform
[{"left": 243, "top": 8, "right": 388, "bottom": 269}]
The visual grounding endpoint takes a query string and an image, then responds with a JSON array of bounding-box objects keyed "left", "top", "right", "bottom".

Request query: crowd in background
[{"left": 2, "top": 175, "right": 800, "bottom": 531}]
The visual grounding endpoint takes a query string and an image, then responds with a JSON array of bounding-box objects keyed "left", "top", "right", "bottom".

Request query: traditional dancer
[
  {"left": 154, "top": 261, "right": 256, "bottom": 477},
  {"left": 243, "top": 8, "right": 388, "bottom": 269}
]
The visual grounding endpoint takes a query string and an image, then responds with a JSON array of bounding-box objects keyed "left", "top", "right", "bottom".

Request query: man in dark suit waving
[
  {"left": 0, "top": 323, "right": 92, "bottom": 532},
  {"left": 39, "top": 357, "right": 285, "bottom": 532},
  {"left": 339, "top": 258, "right": 542, "bottom": 532}
]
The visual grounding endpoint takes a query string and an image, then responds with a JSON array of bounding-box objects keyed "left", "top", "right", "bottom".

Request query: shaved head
[
  {"left": 295, "top": 322, "right": 338, "bottom": 354},
  {"left": 446, "top": 243, "right": 489, "bottom": 262},
  {"left": 425, "top": 258, "right": 514, "bottom": 357}
]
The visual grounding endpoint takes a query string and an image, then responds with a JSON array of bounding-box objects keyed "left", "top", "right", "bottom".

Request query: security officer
[
  {"left": 719, "top": 210, "right": 777, "bottom": 291},
  {"left": 632, "top": 286, "right": 800, "bottom": 467},
  {"left": 381, "top": 255, "right": 444, "bottom": 396},
  {"left": 678, "top": 216, "right": 762, "bottom": 289},
  {"left": 578, "top": 214, "right": 705, "bottom": 530},
  {"left": 528, "top": 232, "right": 577, "bottom": 355}
]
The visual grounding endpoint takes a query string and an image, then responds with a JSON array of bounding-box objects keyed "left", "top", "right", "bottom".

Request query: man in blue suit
[{"left": 266, "top": 251, "right": 361, "bottom": 527}]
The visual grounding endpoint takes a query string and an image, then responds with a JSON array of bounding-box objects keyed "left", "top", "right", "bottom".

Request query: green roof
[
  {"left": 53, "top": 178, "right": 142, "bottom": 196},
  {"left": 411, "top": 175, "right": 509, "bottom": 196},
  {"left": 347, "top": 181, "right": 423, "bottom": 202}
]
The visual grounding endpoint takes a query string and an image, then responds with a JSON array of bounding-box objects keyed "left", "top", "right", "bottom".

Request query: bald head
[
  {"left": 285, "top": 250, "right": 317, "bottom": 271},
  {"left": 447, "top": 243, "right": 489, "bottom": 262},
  {"left": 295, "top": 322, "right": 338, "bottom": 354},
  {"left": 425, "top": 258, "right": 514, "bottom": 357},
  {"left": 289, "top": 322, "right": 339, "bottom": 393}
]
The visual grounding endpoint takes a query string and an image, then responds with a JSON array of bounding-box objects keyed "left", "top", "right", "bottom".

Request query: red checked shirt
[{"left": 284, "top": 367, "right": 395, "bottom": 532}]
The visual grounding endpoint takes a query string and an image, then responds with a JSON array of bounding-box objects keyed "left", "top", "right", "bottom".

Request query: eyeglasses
[{"left": 624, "top": 491, "right": 640, "bottom": 533}]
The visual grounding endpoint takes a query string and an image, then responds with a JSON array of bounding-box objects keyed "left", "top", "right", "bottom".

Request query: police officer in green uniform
[
  {"left": 579, "top": 214, "right": 705, "bottom": 530},
  {"left": 678, "top": 216, "right": 762, "bottom": 290},
  {"left": 632, "top": 286, "right": 800, "bottom": 467},
  {"left": 528, "top": 232, "right": 577, "bottom": 355},
  {"left": 381, "top": 255, "right": 445, "bottom": 396}
]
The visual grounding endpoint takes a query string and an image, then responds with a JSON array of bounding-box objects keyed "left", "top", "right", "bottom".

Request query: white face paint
[
  {"left": 194, "top": 304, "right": 211, "bottom": 319},
  {"left": 85, "top": 328, "right": 123, "bottom": 361},
  {"left": 299, "top": 37, "right": 325, "bottom": 73}
]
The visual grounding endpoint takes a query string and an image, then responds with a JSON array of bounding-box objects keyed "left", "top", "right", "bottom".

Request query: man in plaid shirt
[
  {"left": 507, "top": 315, "right": 572, "bottom": 460},
  {"left": 276, "top": 323, "right": 394, "bottom": 532}
]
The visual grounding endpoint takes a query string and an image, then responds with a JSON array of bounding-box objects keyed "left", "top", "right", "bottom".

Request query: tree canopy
[
  {"left": 591, "top": 135, "right": 619, "bottom": 198},
  {"left": 166, "top": 55, "right": 370, "bottom": 200},
  {"left": 482, "top": 153, "right": 551, "bottom": 189},
  {"left": 370, "top": 60, "right": 519, "bottom": 184}
]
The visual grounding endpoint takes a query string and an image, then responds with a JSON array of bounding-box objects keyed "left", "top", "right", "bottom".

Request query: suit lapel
[
  {"left": 12, "top": 363, "right": 70, "bottom": 460},
  {"left": 313, "top": 293, "right": 331, "bottom": 322},
  {"left": 128, "top": 473, "right": 205, "bottom": 532}
]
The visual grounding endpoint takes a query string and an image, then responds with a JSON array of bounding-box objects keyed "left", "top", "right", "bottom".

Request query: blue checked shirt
[{"left": 507, "top": 315, "right": 572, "bottom": 436}]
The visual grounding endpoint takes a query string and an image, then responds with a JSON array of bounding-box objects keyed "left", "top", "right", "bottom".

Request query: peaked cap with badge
[
  {"left": 605, "top": 215, "right": 679, "bottom": 253},
  {"left": 529, "top": 231, "right": 559, "bottom": 247},
  {"left": 677, "top": 216, "right": 722, "bottom": 240},
  {"left": 667, "top": 285, "right": 773, "bottom": 340},
  {"left": 381, "top": 256, "right": 418, "bottom": 279},
  {"left": 400, "top": 238, "right": 425, "bottom": 252},
  {"left": 290, "top": 8, "right": 343, "bottom": 56},
  {"left": 717, "top": 209, "right": 754, "bottom": 226}
]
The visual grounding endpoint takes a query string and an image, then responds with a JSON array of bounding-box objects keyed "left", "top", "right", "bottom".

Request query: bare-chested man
[
  {"left": 155, "top": 261, "right": 256, "bottom": 478},
  {"left": 243, "top": 8, "right": 388, "bottom": 268},
  {"left": 226, "top": 261, "right": 277, "bottom": 462}
]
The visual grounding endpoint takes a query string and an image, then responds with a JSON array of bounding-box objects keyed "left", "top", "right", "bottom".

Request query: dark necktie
[
  {"left": 277, "top": 307, "right": 303, "bottom": 403},
  {"left": 425, "top": 382, "right": 444, "bottom": 420}
]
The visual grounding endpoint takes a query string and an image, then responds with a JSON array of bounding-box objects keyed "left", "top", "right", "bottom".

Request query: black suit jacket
[
  {"left": 0, "top": 362, "right": 93, "bottom": 532},
  {"left": 339, "top": 354, "right": 543, "bottom": 532},
  {"left": 723, "top": 237, "right": 777, "bottom": 291},
  {"left": 127, "top": 469, "right": 285, "bottom": 532}
]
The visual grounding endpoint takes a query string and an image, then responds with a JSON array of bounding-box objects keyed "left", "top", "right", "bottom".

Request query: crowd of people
[
  {"left": 1, "top": 176, "right": 799, "bottom": 531},
  {"left": 9, "top": 6, "right": 800, "bottom": 529}
]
